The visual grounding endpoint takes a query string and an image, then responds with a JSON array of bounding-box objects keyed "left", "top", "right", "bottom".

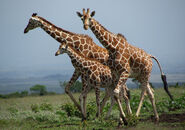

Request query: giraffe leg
[
  {"left": 146, "top": 83, "right": 159, "bottom": 121},
  {"left": 125, "top": 85, "right": 131, "bottom": 99},
  {"left": 136, "top": 82, "right": 147, "bottom": 117},
  {"left": 65, "top": 70, "right": 81, "bottom": 111},
  {"left": 122, "top": 84, "right": 132, "bottom": 115},
  {"left": 79, "top": 84, "right": 92, "bottom": 121},
  {"left": 113, "top": 73, "right": 129, "bottom": 126},
  {"left": 105, "top": 92, "right": 115, "bottom": 119},
  {"left": 95, "top": 85, "right": 101, "bottom": 118},
  {"left": 99, "top": 87, "right": 111, "bottom": 115}
]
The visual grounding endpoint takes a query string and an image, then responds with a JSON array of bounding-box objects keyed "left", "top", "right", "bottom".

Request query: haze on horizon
[{"left": 0, "top": 0, "right": 185, "bottom": 78}]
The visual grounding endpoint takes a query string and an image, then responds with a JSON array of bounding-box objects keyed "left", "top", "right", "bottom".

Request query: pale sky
[{"left": 0, "top": 0, "right": 185, "bottom": 78}]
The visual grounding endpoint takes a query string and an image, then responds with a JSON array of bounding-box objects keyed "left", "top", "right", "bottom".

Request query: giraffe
[
  {"left": 55, "top": 42, "right": 128, "bottom": 124},
  {"left": 24, "top": 13, "right": 131, "bottom": 120},
  {"left": 77, "top": 8, "right": 173, "bottom": 124}
]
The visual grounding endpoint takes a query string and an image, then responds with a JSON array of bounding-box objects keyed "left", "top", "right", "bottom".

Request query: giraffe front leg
[
  {"left": 95, "top": 85, "right": 101, "bottom": 118},
  {"left": 79, "top": 77, "right": 92, "bottom": 121},
  {"left": 114, "top": 73, "right": 129, "bottom": 126},
  {"left": 105, "top": 91, "right": 115, "bottom": 119},
  {"left": 122, "top": 84, "right": 132, "bottom": 115},
  {"left": 65, "top": 70, "right": 81, "bottom": 111},
  {"left": 99, "top": 87, "right": 111, "bottom": 115}
]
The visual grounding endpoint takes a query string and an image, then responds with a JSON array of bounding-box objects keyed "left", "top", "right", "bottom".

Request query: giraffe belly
[{"left": 129, "top": 68, "right": 140, "bottom": 78}]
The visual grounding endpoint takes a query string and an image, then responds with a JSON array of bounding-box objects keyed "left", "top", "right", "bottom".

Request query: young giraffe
[
  {"left": 24, "top": 13, "right": 131, "bottom": 119},
  {"left": 55, "top": 42, "right": 129, "bottom": 121},
  {"left": 77, "top": 9, "right": 173, "bottom": 124}
]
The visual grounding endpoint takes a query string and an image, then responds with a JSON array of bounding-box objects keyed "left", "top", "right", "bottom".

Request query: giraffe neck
[
  {"left": 90, "top": 19, "right": 120, "bottom": 51},
  {"left": 36, "top": 16, "right": 75, "bottom": 43},
  {"left": 66, "top": 45, "right": 87, "bottom": 69}
]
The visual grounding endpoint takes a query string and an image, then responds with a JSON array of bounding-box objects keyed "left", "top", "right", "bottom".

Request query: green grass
[{"left": 0, "top": 87, "right": 184, "bottom": 130}]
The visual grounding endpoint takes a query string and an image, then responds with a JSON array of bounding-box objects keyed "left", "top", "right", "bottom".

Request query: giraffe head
[
  {"left": 55, "top": 42, "right": 68, "bottom": 56},
  {"left": 77, "top": 8, "right": 95, "bottom": 30},
  {"left": 24, "top": 13, "right": 42, "bottom": 33}
]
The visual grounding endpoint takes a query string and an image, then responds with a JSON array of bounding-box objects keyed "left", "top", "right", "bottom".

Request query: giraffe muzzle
[
  {"left": 55, "top": 52, "right": 59, "bottom": 56},
  {"left": 24, "top": 28, "right": 29, "bottom": 33},
  {"left": 84, "top": 25, "right": 89, "bottom": 30}
]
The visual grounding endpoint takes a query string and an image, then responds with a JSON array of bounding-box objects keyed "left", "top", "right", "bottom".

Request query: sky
[{"left": 0, "top": 0, "right": 185, "bottom": 78}]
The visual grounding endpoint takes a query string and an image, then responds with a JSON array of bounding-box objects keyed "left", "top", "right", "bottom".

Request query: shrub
[
  {"left": 31, "top": 104, "right": 40, "bottom": 113},
  {"left": 39, "top": 103, "right": 53, "bottom": 111}
]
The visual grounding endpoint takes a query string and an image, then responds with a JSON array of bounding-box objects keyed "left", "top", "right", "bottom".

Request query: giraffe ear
[
  {"left": 90, "top": 11, "right": 95, "bottom": 17},
  {"left": 76, "top": 12, "right": 83, "bottom": 18},
  {"left": 32, "top": 13, "right": 37, "bottom": 17}
]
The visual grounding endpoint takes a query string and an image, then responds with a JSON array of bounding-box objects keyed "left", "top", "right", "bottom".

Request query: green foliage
[
  {"left": 7, "top": 107, "right": 18, "bottom": 116},
  {"left": 60, "top": 80, "right": 82, "bottom": 93},
  {"left": 127, "top": 115, "right": 139, "bottom": 126},
  {"left": 31, "top": 104, "right": 40, "bottom": 113},
  {"left": 130, "top": 93, "right": 185, "bottom": 114},
  {"left": 30, "top": 84, "right": 47, "bottom": 96},
  {"left": 60, "top": 100, "right": 97, "bottom": 119},
  {"left": 157, "top": 93, "right": 185, "bottom": 112}
]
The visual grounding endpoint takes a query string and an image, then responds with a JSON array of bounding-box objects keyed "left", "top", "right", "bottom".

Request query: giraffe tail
[{"left": 151, "top": 56, "right": 173, "bottom": 100}]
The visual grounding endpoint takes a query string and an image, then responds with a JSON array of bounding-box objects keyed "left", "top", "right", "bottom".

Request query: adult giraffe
[
  {"left": 77, "top": 8, "right": 173, "bottom": 124},
  {"left": 24, "top": 13, "right": 131, "bottom": 120}
]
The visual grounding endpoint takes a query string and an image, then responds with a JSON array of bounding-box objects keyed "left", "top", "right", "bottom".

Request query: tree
[
  {"left": 30, "top": 84, "right": 47, "bottom": 96},
  {"left": 59, "top": 80, "right": 82, "bottom": 93}
]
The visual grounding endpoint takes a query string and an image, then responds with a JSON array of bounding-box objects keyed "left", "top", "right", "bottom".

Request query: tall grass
[{"left": 0, "top": 87, "right": 184, "bottom": 129}]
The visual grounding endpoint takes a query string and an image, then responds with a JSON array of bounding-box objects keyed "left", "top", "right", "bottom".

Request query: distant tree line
[
  {"left": 0, "top": 84, "right": 56, "bottom": 99},
  {"left": 0, "top": 81, "right": 184, "bottom": 99}
]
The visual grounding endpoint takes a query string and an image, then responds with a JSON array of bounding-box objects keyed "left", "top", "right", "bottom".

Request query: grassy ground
[{"left": 0, "top": 87, "right": 184, "bottom": 129}]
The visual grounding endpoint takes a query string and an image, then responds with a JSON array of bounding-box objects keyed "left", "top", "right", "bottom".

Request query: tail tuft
[{"left": 161, "top": 74, "right": 173, "bottom": 100}]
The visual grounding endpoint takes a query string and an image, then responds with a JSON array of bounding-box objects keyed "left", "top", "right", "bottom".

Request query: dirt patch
[
  {"left": 159, "top": 112, "right": 185, "bottom": 123},
  {"left": 141, "top": 112, "right": 185, "bottom": 123}
]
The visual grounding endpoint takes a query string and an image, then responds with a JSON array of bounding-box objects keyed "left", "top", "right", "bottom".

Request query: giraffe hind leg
[{"left": 146, "top": 83, "right": 159, "bottom": 121}]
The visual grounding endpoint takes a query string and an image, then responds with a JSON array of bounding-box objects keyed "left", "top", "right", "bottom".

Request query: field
[{"left": 0, "top": 87, "right": 185, "bottom": 130}]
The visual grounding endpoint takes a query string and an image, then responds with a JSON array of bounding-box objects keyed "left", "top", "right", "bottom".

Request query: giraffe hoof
[
  {"left": 117, "top": 121, "right": 123, "bottom": 128},
  {"left": 154, "top": 117, "right": 159, "bottom": 123}
]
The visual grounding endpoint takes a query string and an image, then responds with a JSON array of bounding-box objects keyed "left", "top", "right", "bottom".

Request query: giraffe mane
[
  {"left": 117, "top": 33, "right": 127, "bottom": 41},
  {"left": 93, "top": 19, "right": 112, "bottom": 34},
  {"left": 37, "top": 15, "right": 96, "bottom": 40},
  {"left": 37, "top": 16, "right": 76, "bottom": 36}
]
